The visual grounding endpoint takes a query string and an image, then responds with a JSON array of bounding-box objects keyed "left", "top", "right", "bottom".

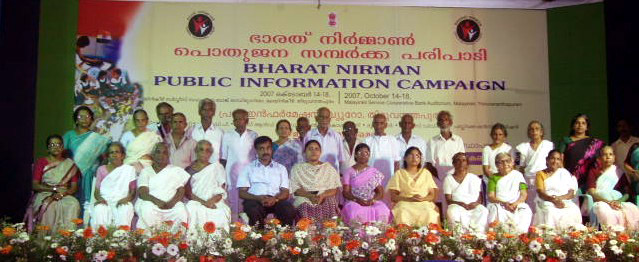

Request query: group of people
[{"left": 27, "top": 99, "right": 639, "bottom": 235}]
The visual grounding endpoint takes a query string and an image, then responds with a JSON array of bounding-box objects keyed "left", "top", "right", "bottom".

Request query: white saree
[
  {"left": 443, "top": 173, "right": 488, "bottom": 233},
  {"left": 123, "top": 131, "right": 163, "bottom": 168},
  {"left": 533, "top": 168, "right": 581, "bottom": 230},
  {"left": 487, "top": 170, "right": 532, "bottom": 233},
  {"left": 91, "top": 164, "right": 136, "bottom": 227},
  {"left": 135, "top": 165, "right": 190, "bottom": 229},
  {"left": 185, "top": 163, "right": 231, "bottom": 233}
]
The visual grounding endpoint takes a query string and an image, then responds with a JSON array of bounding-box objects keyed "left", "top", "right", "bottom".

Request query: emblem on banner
[
  {"left": 455, "top": 16, "right": 481, "bottom": 44},
  {"left": 187, "top": 12, "right": 215, "bottom": 39}
]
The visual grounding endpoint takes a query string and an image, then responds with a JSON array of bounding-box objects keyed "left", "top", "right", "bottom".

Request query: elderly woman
[
  {"left": 290, "top": 140, "right": 342, "bottom": 222},
  {"left": 63, "top": 106, "right": 109, "bottom": 218},
  {"left": 558, "top": 114, "right": 605, "bottom": 190},
  {"left": 482, "top": 123, "right": 512, "bottom": 178},
  {"left": 120, "top": 109, "right": 162, "bottom": 170},
  {"left": 487, "top": 152, "right": 532, "bottom": 233},
  {"left": 388, "top": 147, "right": 439, "bottom": 226},
  {"left": 515, "top": 120, "right": 554, "bottom": 212},
  {"left": 91, "top": 142, "right": 136, "bottom": 228},
  {"left": 272, "top": 119, "right": 303, "bottom": 174},
  {"left": 444, "top": 152, "right": 488, "bottom": 233},
  {"left": 533, "top": 149, "right": 582, "bottom": 229},
  {"left": 587, "top": 146, "right": 639, "bottom": 230},
  {"left": 341, "top": 143, "right": 390, "bottom": 224},
  {"left": 28, "top": 135, "right": 81, "bottom": 232},
  {"left": 185, "top": 140, "right": 231, "bottom": 233}
]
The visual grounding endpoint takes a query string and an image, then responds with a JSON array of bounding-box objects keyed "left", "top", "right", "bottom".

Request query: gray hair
[
  {"left": 495, "top": 152, "right": 512, "bottom": 165},
  {"left": 198, "top": 98, "right": 216, "bottom": 111}
]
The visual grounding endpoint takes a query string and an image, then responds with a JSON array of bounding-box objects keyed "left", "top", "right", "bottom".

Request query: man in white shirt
[
  {"left": 304, "top": 107, "right": 347, "bottom": 171},
  {"left": 237, "top": 136, "right": 295, "bottom": 228},
  {"left": 426, "top": 111, "right": 465, "bottom": 215},
  {"left": 190, "top": 98, "right": 224, "bottom": 163},
  {"left": 135, "top": 143, "right": 190, "bottom": 230},
  {"left": 364, "top": 114, "right": 401, "bottom": 187},
  {"left": 166, "top": 113, "right": 196, "bottom": 168},
  {"left": 611, "top": 119, "right": 639, "bottom": 168},
  {"left": 221, "top": 109, "right": 258, "bottom": 221},
  {"left": 396, "top": 114, "right": 427, "bottom": 167},
  {"left": 340, "top": 121, "right": 361, "bottom": 175}
]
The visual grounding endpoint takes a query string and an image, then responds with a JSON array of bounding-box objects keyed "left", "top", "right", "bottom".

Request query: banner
[{"left": 75, "top": 0, "right": 550, "bottom": 168}]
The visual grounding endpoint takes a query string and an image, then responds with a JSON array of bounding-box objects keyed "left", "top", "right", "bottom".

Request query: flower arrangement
[{"left": 2, "top": 218, "right": 639, "bottom": 261}]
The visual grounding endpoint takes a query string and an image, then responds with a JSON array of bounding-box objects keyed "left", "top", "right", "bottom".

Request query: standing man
[
  {"left": 152, "top": 102, "right": 173, "bottom": 141},
  {"left": 304, "top": 107, "right": 347, "bottom": 171},
  {"left": 340, "top": 121, "right": 361, "bottom": 175},
  {"left": 295, "top": 117, "right": 311, "bottom": 148},
  {"left": 426, "top": 110, "right": 465, "bottom": 215},
  {"left": 191, "top": 98, "right": 224, "bottom": 163},
  {"left": 237, "top": 136, "right": 295, "bottom": 228},
  {"left": 364, "top": 114, "right": 401, "bottom": 188},
  {"left": 221, "top": 109, "right": 258, "bottom": 221},
  {"left": 396, "top": 114, "right": 427, "bottom": 167},
  {"left": 166, "top": 113, "right": 196, "bottom": 168},
  {"left": 611, "top": 119, "right": 639, "bottom": 169}
]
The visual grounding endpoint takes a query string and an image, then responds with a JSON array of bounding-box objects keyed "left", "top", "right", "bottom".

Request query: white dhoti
[
  {"left": 487, "top": 170, "right": 532, "bottom": 233},
  {"left": 135, "top": 165, "right": 190, "bottom": 230},
  {"left": 185, "top": 163, "right": 231, "bottom": 233},
  {"left": 91, "top": 165, "right": 136, "bottom": 227},
  {"left": 443, "top": 173, "right": 488, "bottom": 233}
]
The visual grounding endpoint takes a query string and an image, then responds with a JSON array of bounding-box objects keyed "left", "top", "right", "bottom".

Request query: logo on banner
[
  {"left": 187, "top": 12, "right": 214, "bottom": 38},
  {"left": 455, "top": 17, "right": 481, "bottom": 44}
]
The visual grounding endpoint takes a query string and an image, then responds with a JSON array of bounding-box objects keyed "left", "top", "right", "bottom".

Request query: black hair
[
  {"left": 276, "top": 119, "right": 291, "bottom": 131},
  {"left": 304, "top": 139, "right": 322, "bottom": 151},
  {"left": 133, "top": 109, "right": 148, "bottom": 118},
  {"left": 155, "top": 102, "right": 174, "bottom": 111},
  {"left": 569, "top": 113, "right": 590, "bottom": 136},
  {"left": 45, "top": 134, "right": 63, "bottom": 147},
  {"left": 73, "top": 106, "right": 94, "bottom": 123},
  {"left": 107, "top": 142, "right": 126, "bottom": 155},
  {"left": 354, "top": 143, "right": 370, "bottom": 155},
  {"left": 76, "top": 36, "right": 90, "bottom": 48},
  {"left": 254, "top": 136, "right": 273, "bottom": 149},
  {"left": 402, "top": 146, "right": 422, "bottom": 169},
  {"left": 546, "top": 149, "right": 561, "bottom": 160},
  {"left": 490, "top": 123, "right": 508, "bottom": 137}
]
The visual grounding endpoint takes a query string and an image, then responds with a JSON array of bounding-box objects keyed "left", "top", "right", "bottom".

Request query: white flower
[
  {"left": 544, "top": 244, "right": 551, "bottom": 250},
  {"left": 322, "top": 251, "right": 329, "bottom": 257},
  {"left": 361, "top": 242, "right": 369, "bottom": 249},
  {"left": 152, "top": 243, "right": 166, "bottom": 256},
  {"left": 302, "top": 248, "right": 309, "bottom": 254},
  {"left": 293, "top": 247, "right": 301, "bottom": 253},
  {"left": 593, "top": 244, "right": 601, "bottom": 252},
  {"left": 297, "top": 238, "right": 304, "bottom": 245},
  {"left": 60, "top": 255, "right": 67, "bottom": 261},
  {"left": 250, "top": 232, "right": 262, "bottom": 240},
  {"left": 9, "top": 239, "right": 16, "bottom": 245},
  {"left": 555, "top": 250, "right": 566, "bottom": 260},
  {"left": 167, "top": 244, "right": 179, "bottom": 256},
  {"left": 60, "top": 246, "right": 69, "bottom": 252},
  {"left": 497, "top": 244, "right": 504, "bottom": 250},
  {"left": 425, "top": 246, "right": 433, "bottom": 255},
  {"left": 447, "top": 251, "right": 455, "bottom": 257},
  {"left": 415, "top": 226, "right": 429, "bottom": 236},
  {"left": 629, "top": 239, "right": 636, "bottom": 243},
  {"left": 186, "top": 230, "right": 198, "bottom": 240},
  {"left": 596, "top": 250, "right": 606, "bottom": 258},
  {"left": 50, "top": 242, "right": 59, "bottom": 249},
  {"left": 94, "top": 250, "right": 108, "bottom": 261},
  {"left": 113, "top": 229, "right": 127, "bottom": 238},
  {"left": 412, "top": 246, "right": 421, "bottom": 253},
  {"left": 75, "top": 229, "right": 84, "bottom": 237},
  {"left": 538, "top": 253, "right": 546, "bottom": 261},
  {"left": 407, "top": 237, "right": 420, "bottom": 245},
  {"left": 610, "top": 239, "right": 618, "bottom": 246},
  {"left": 515, "top": 254, "right": 523, "bottom": 261},
  {"left": 241, "top": 225, "right": 251, "bottom": 232},
  {"left": 529, "top": 240, "right": 542, "bottom": 253},
  {"left": 110, "top": 243, "right": 119, "bottom": 248},
  {"left": 295, "top": 231, "right": 308, "bottom": 239},
  {"left": 44, "top": 236, "right": 52, "bottom": 241},
  {"left": 365, "top": 226, "right": 381, "bottom": 236},
  {"left": 628, "top": 254, "right": 635, "bottom": 258},
  {"left": 175, "top": 256, "right": 187, "bottom": 262},
  {"left": 85, "top": 246, "right": 93, "bottom": 253}
]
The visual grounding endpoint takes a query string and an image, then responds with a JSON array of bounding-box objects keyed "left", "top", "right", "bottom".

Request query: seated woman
[
  {"left": 623, "top": 142, "right": 639, "bottom": 201},
  {"left": 91, "top": 142, "right": 136, "bottom": 228},
  {"left": 444, "top": 152, "right": 488, "bottom": 233},
  {"left": 290, "top": 140, "right": 342, "bottom": 223},
  {"left": 341, "top": 143, "right": 391, "bottom": 224},
  {"left": 388, "top": 147, "right": 439, "bottom": 226},
  {"left": 28, "top": 134, "right": 81, "bottom": 232},
  {"left": 487, "top": 152, "right": 532, "bottom": 233},
  {"left": 533, "top": 149, "right": 582, "bottom": 230},
  {"left": 272, "top": 119, "right": 303, "bottom": 174},
  {"left": 121, "top": 109, "right": 163, "bottom": 171},
  {"left": 587, "top": 146, "right": 639, "bottom": 230},
  {"left": 185, "top": 140, "right": 231, "bottom": 233}
]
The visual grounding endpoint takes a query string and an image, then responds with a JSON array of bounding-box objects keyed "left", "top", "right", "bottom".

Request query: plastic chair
[{"left": 576, "top": 188, "right": 598, "bottom": 228}]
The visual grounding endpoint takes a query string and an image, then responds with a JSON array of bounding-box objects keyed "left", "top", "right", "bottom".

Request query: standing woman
[
  {"left": 290, "top": 140, "right": 342, "bottom": 223},
  {"left": 558, "top": 114, "right": 605, "bottom": 189},
  {"left": 120, "top": 109, "right": 163, "bottom": 170},
  {"left": 341, "top": 143, "right": 391, "bottom": 224},
  {"left": 482, "top": 123, "right": 513, "bottom": 178},
  {"left": 63, "top": 106, "right": 110, "bottom": 221},
  {"left": 91, "top": 142, "right": 136, "bottom": 228},
  {"left": 27, "top": 135, "right": 81, "bottom": 232},
  {"left": 623, "top": 143, "right": 639, "bottom": 201},
  {"left": 387, "top": 147, "right": 440, "bottom": 226},
  {"left": 515, "top": 121, "right": 554, "bottom": 211},
  {"left": 533, "top": 150, "right": 582, "bottom": 230},
  {"left": 272, "top": 119, "right": 303, "bottom": 174}
]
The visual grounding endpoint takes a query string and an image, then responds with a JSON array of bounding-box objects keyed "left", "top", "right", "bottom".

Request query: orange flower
[
  {"left": 204, "top": 221, "right": 216, "bottom": 234},
  {"left": 289, "top": 246, "right": 301, "bottom": 255},
  {"left": 441, "top": 230, "right": 453, "bottom": 237},
  {"left": 409, "top": 232, "right": 420, "bottom": 239},
  {"left": 553, "top": 236, "right": 564, "bottom": 245},
  {"left": 164, "top": 220, "right": 175, "bottom": 227},
  {"left": 618, "top": 233, "right": 630, "bottom": 243},
  {"left": 528, "top": 226, "right": 538, "bottom": 234},
  {"left": 425, "top": 233, "right": 440, "bottom": 244},
  {"left": 461, "top": 234, "right": 475, "bottom": 240},
  {"left": 323, "top": 220, "right": 337, "bottom": 229},
  {"left": 262, "top": 231, "right": 275, "bottom": 241},
  {"left": 233, "top": 221, "right": 244, "bottom": 228},
  {"left": 346, "top": 240, "right": 360, "bottom": 251},
  {"left": 385, "top": 228, "right": 398, "bottom": 239},
  {"left": 536, "top": 237, "right": 544, "bottom": 243},
  {"left": 107, "top": 250, "right": 116, "bottom": 260},
  {"left": 233, "top": 230, "right": 247, "bottom": 241},
  {"left": 71, "top": 218, "right": 83, "bottom": 225},
  {"left": 488, "top": 220, "right": 500, "bottom": 228},
  {"left": 36, "top": 225, "right": 50, "bottom": 231},
  {"left": 83, "top": 227, "right": 94, "bottom": 239},
  {"left": 569, "top": 231, "right": 582, "bottom": 239},
  {"left": 281, "top": 231, "right": 294, "bottom": 241},
  {"left": 135, "top": 228, "right": 145, "bottom": 235},
  {"left": 396, "top": 224, "right": 410, "bottom": 231},
  {"left": 74, "top": 252, "right": 85, "bottom": 261},
  {"left": 118, "top": 225, "right": 131, "bottom": 231},
  {"left": 56, "top": 247, "right": 68, "bottom": 256},
  {"left": 487, "top": 231, "right": 497, "bottom": 241},
  {"left": 585, "top": 237, "right": 601, "bottom": 245},
  {"left": 296, "top": 218, "right": 312, "bottom": 231},
  {"left": 370, "top": 251, "right": 380, "bottom": 261},
  {"left": 428, "top": 223, "right": 443, "bottom": 231},
  {"left": 267, "top": 218, "right": 281, "bottom": 225},
  {"left": 312, "top": 235, "right": 324, "bottom": 243},
  {"left": 502, "top": 233, "right": 515, "bottom": 239},
  {"left": 329, "top": 233, "right": 342, "bottom": 247},
  {"left": 378, "top": 237, "right": 388, "bottom": 244},
  {"left": 473, "top": 249, "right": 484, "bottom": 255},
  {"left": 179, "top": 241, "right": 189, "bottom": 250},
  {"left": 596, "top": 233, "right": 609, "bottom": 242},
  {"left": 181, "top": 222, "right": 189, "bottom": 229},
  {"left": 2, "top": 227, "right": 16, "bottom": 237},
  {"left": 58, "top": 229, "right": 72, "bottom": 237},
  {"left": 519, "top": 234, "right": 530, "bottom": 244},
  {"left": 1, "top": 245, "right": 13, "bottom": 255},
  {"left": 98, "top": 226, "right": 109, "bottom": 238}
]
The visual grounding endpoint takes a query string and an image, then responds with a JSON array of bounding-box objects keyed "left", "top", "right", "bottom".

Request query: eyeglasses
[
  {"left": 76, "top": 115, "right": 92, "bottom": 120},
  {"left": 355, "top": 151, "right": 370, "bottom": 156},
  {"left": 48, "top": 143, "right": 63, "bottom": 148}
]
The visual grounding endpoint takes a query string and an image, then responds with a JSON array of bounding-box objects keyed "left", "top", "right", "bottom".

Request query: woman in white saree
[
  {"left": 487, "top": 152, "right": 532, "bottom": 233},
  {"left": 515, "top": 121, "right": 554, "bottom": 212},
  {"left": 185, "top": 140, "right": 231, "bottom": 233},
  {"left": 533, "top": 149, "right": 582, "bottom": 230},
  {"left": 91, "top": 142, "right": 136, "bottom": 227},
  {"left": 121, "top": 109, "right": 163, "bottom": 170},
  {"left": 444, "top": 152, "right": 488, "bottom": 233}
]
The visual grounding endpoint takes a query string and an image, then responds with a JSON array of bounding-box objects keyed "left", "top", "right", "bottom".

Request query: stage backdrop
[{"left": 74, "top": 0, "right": 550, "bottom": 168}]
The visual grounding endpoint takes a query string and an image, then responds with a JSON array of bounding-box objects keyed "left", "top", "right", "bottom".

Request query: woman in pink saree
[{"left": 341, "top": 143, "right": 390, "bottom": 224}]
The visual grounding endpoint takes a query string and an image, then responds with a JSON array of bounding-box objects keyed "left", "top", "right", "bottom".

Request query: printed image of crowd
[{"left": 74, "top": 35, "right": 143, "bottom": 140}]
